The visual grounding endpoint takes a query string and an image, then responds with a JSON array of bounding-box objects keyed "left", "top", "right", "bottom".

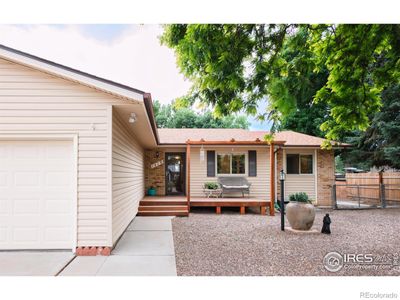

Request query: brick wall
[
  {"left": 144, "top": 149, "right": 166, "bottom": 196},
  {"left": 317, "top": 149, "right": 335, "bottom": 206}
]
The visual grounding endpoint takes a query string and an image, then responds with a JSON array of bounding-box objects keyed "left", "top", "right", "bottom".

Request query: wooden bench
[{"left": 218, "top": 176, "right": 251, "bottom": 197}]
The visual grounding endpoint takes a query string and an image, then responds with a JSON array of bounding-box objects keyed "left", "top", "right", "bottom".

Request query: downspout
[{"left": 274, "top": 146, "right": 280, "bottom": 204}]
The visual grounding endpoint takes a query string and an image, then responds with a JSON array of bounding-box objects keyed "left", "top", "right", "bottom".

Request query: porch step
[
  {"left": 140, "top": 200, "right": 187, "bottom": 206},
  {"left": 138, "top": 205, "right": 187, "bottom": 212},
  {"left": 137, "top": 210, "right": 189, "bottom": 216}
]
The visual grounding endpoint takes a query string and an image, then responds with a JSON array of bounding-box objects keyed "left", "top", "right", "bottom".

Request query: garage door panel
[
  {"left": 0, "top": 198, "right": 6, "bottom": 214},
  {"left": 45, "top": 199, "right": 71, "bottom": 214},
  {"left": 12, "top": 197, "right": 40, "bottom": 215},
  {"left": 0, "top": 172, "right": 6, "bottom": 186},
  {"left": 44, "top": 227, "right": 71, "bottom": 243},
  {"left": 14, "top": 172, "right": 41, "bottom": 187},
  {"left": 13, "top": 227, "right": 39, "bottom": 242},
  {"left": 0, "top": 140, "right": 74, "bottom": 250},
  {"left": 0, "top": 227, "right": 6, "bottom": 242},
  {"left": 45, "top": 144, "right": 72, "bottom": 159},
  {"left": 45, "top": 172, "right": 73, "bottom": 186},
  {"left": 13, "top": 144, "right": 42, "bottom": 159}
]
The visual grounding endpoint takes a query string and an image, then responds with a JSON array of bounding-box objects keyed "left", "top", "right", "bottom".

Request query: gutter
[{"left": 143, "top": 93, "right": 160, "bottom": 145}]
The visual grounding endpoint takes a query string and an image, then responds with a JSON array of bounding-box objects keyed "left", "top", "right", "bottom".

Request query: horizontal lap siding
[
  {"left": 284, "top": 149, "right": 316, "bottom": 201},
  {"left": 285, "top": 175, "right": 316, "bottom": 200},
  {"left": 112, "top": 111, "right": 144, "bottom": 244},
  {"left": 0, "top": 58, "right": 126, "bottom": 247},
  {"left": 190, "top": 147, "right": 270, "bottom": 199}
]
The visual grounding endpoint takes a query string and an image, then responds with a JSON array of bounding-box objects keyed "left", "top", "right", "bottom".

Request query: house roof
[
  {"left": 0, "top": 44, "right": 145, "bottom": 101},
  {"left": 0, "top": 44, "right": 160, "bottom": 145},
  {"left": 157, "top": 128, "right": 349, "bottom": 147}
]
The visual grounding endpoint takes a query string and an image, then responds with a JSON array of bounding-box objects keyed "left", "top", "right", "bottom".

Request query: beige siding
[
  {"left": 0, "top": 58, "right": 132, "bottom": 247},
  {"left": 112, "top": 110, "right": 144, "bottom": 244},
  {"left": 283, "top": 149, "right": 316, "bottom": 201},
  {"left": 190, "top": 146, "right": 270, "bottom": 199}
]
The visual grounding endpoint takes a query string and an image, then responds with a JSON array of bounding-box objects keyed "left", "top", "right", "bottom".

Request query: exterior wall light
[{"left": 129, "top": 112, "right": 137, "bottom": 124}]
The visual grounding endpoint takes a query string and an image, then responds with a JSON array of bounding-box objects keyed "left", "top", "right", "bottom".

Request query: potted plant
[
  {"left": 203, "top": 182, "right": 221, "bottom": 198},
  {"left": 286, "top": 192, "right": 315, "bottom": 231},
  {"left": 147, "top": 186, "right": 157, "bottom": 196},
  {"left": 204, "top": 182, "right": 219, "bottom": 190}
]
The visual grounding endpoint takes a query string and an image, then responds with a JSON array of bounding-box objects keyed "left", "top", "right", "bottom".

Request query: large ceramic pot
[{"left": 286, "top": 202, "right": 315, "bottom": 230}]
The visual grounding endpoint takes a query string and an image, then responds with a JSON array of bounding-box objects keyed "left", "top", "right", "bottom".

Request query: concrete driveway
[
  {"left": 0, "top": 251, "right": 74, "bottom": 276},
  {"left": 60, "top": 216, "right": 177, "bottom": 276}
]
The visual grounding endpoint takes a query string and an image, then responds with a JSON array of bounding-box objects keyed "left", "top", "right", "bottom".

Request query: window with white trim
[
  {"left": 216, "top": 153, "right": 245, "bottom": 175},
  {"left": 286, "top": 154, "right": 313, "bottom": 174}
]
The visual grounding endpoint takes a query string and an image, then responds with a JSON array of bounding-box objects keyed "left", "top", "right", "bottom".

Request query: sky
[{"left": 0, "top": 24, "right": 270, "bottom": 130}]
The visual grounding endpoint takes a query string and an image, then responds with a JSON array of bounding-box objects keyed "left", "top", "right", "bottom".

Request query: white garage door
[{"left": 0, "top": 140, "right": 74, "bottom": 250}]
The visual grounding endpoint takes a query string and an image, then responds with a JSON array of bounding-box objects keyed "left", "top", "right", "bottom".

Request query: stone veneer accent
[
  {"left": 144, "top": 149, "right": 166, "bottom": 196},
  {"left": 317, "top": 149, "right": 335, "bottom": 207}
]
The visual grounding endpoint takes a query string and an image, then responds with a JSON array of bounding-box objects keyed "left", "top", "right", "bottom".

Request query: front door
[{"left": 165, "top": 153, "right": 185, "bottom": 195}]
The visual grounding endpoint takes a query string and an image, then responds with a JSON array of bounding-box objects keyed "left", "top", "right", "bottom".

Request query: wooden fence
[
  {"left": 334, "top": 172, "right": 400, "bottom": 208},
  {"left": 346, "top": 172, "right": 400, "bottom": 185}
]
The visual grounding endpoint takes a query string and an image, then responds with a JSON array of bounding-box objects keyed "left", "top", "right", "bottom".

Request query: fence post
[
  {"left": 381, "top": 184, "right": 386, "bottom": 208},
  {"left": 378, "top": 171, "right": 385, "bottom": 208},
  {"left": 357, "top": 185, "right": 361, "bottom": 208},
  {"left": 332, "top": 184, "right": 337, "bottom": 209}
]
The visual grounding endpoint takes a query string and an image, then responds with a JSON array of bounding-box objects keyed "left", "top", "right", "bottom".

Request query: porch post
[
  {"left": 269, "top": 142, "right": 275, "bottom": 216},
  {"left": 186, "top": 141, "right": 191, "bottom": 212}
]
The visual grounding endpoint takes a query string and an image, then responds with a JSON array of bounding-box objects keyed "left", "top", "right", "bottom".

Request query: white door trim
[{"left": 0, "top": 133, "right": 78, "bottom": 253}]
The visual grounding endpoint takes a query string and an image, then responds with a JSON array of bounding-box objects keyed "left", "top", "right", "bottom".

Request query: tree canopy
[
  {"left": 341, "top": 84, "right": 400, "bottom": 170},
  {"left": 153, "top": 100, "right": 250, "bottom": 129},
  {"left": 161, "top": 24, "right": 400, "bottom": 144}
]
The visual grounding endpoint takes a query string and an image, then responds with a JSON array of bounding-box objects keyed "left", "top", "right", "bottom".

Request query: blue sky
[{"left": 1, "top": 24, "right": 270, "bottom": 130}]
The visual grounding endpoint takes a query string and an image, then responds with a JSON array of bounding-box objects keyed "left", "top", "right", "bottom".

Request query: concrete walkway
[
  {"left": 0, "top": 251, "right": 74, "bottom": 276},
  {"left": 60, "top": 216, "right": 177, "bottom": 276}
]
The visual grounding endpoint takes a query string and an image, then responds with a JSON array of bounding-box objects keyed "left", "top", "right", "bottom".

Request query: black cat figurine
[{"left": 321, "top": 213, "right": 331, "bottom": 234}]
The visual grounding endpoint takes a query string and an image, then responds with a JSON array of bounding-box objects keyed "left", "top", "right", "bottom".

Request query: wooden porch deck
[{"left": 139, "top": 196, "right": 270, "bottom": 215}]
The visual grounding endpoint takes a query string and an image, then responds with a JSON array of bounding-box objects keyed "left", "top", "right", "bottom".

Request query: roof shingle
[{"left": 157, "top": 128, "right": 348, "bottom": 147}]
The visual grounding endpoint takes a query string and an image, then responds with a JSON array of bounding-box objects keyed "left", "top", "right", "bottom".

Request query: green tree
[
  {"left": 341, "top": 84, "right": 400, "bottom": 170},
  {"left": 268, "top": 27, "right": 329, "bottom": 137},
  {"left": 153, "top": 100, "right": 249, "bottom": 129},
  {"left": 161, "top": 24, "right": 400, "bottom": 143}
]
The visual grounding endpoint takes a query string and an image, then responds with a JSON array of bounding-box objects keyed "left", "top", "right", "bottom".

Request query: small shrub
[
  {"left": 204, "top": 182, "right": 219, "bottom": 190},
  {"left": 289, "top": 192, "right": 311, "bottom": 203}
]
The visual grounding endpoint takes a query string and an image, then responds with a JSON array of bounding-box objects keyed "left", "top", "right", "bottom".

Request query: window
[
  {"left": 286, "top": 154, "right": 313, "bottom": 174},
  {"left": 286, "top": 154, "right": 299, "bottom": 174},
  {"left": 217, "top": 154, "right": 231, "bottom": 174},
  {"left": 217, "top": 153, "right": 245, "bottom": 175},
  {"left": 232, "top": 154, "right": 245, "bottom": 174},
  {"left": 300, "top": 155, "right": 313, "bottom": 174}
]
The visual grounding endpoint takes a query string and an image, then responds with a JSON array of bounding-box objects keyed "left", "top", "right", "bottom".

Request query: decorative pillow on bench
[{"left": 222, "top": 185, "right": 249, "bottom": 189}]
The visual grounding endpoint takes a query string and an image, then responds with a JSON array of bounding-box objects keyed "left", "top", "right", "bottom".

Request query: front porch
[
  {"left": 138, "top": 196, "right": 270, "bottom": 216},
  {"left": 144, "top": 137, "right": 286, "bottom": 217}
]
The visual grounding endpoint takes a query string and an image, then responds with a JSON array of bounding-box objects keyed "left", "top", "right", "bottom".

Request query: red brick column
[
  {"left": 76, "top": 246, "right": 111, "bottom": 256},
  {"left": 316, "top": 149, "right": 335, "bottom": 206}
]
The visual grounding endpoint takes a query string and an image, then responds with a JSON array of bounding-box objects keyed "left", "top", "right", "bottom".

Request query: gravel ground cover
[{"left": 172, "top": 207, "right": 400, "bottom": 276}]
